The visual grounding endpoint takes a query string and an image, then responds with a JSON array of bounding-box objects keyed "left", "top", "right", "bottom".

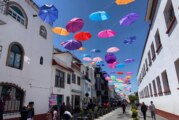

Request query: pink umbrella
[
  {"left": 83, "top": 57, "right": 92, "bottom": 62},
  {"left": 126, "top": 72, "right": 133, "bottom": 75},
  {"left": 108, "top": 61, "right": 118, "bottom": 68},
  {"left": 107, "top": 47, "right": 120, "bottom": 53},
  {"left": 93, "top": 57, "right": 102, "bottom": 62},
  {"left": 98, "top": 29, "right": 116, "bottom": 38},
  {"left": 66, "top": 18, "right": 84, "bottom": 33}
]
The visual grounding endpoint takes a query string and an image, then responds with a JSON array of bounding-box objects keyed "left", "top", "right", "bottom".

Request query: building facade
[
  {"left": 137, "top": 0, "right": 179, "bottom": 119},
  {"left": 0, "top": 0, "right": 53, "bottom": 119}
]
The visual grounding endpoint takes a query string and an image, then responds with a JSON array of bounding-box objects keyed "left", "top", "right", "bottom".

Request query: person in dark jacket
[
  {"left": 141, "top": 102, "right": 148, "bottom": 120},
  {"left": 27, "top": 101, "right": 35, "bottom": 120},
  {"left": 0, "top": 99, "right": 5, "bottom": 120},
  {"left": 20, "top": 106, "right": 28, "bottom": 120}
]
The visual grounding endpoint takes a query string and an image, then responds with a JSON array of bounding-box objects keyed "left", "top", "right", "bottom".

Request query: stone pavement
[{"left": 95, "top": 107, "right": 167, "bottom": 120}]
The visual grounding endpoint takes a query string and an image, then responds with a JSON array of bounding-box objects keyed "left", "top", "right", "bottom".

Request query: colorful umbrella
[
  {"left": 126, "top": 72, "right": 133, "bottom": 75},
  {"left": 38, "top": 4, "right": 58, "bottom": 24},
  {"left": 83, "top": 54, "right": 91, "bottom": 57},
  {"left": 124, "top": 36, "right": 136, "bottom": 44},
  {"left": 66, "top": 18, "right": 84, "bottom": 33},
  {"left": 108, "top": 61, "right": 118, "bottom": 68},
  {"left": 96, "top": 61, "right": 105, "bottom": 66},
  {"left": 78, "top": 47, "right": 85, "bottom": 51},
  {"left": 117, "top": 72, "right": 124, "bottom": 75},
  {"left": 107, "top": 47, "right": 120, "bottom": 53},
  {"left": 110, "top": 71, "right": 116, "bottom": 74},
  {"left": 116, "top": 63, "right": 125, "bottom": 68},
  {"left": 120, "top": 13, "right": 139, "bottom": 26},
  {"left": 124, "top": 58, "right": 135, "bottom": 63},
  {"left": 98, "top": 29, "right": 116, "bottom": 38},
  {"left": 91, "top": 49, "right": 101, "bottom": 53},
  {"left": 93, "top": 57, "right": 102, "bottom": 62},
  {"left": 63, "top": 39, "right": 82, "bottom": 50},
  {"left": 126, "top": 76, "right": 132, "bottom": 79},
  {"left": 110, "top": 76, "right": 116, "bottom": 81},
  {"left": 74, "top": 32, "right": 92, "bottom": 41},
  {"left": 89, "top": 11, "right": 110, "bottom": 21},
  {"left": 83, "top": 57, "right": 92, "bottom": 62},
  {"left": 105, "top": 53, "right": 117, "bottom": 64},
  {"left": 115, "top": 0, "right": 135, "bottom": 5},
  {"left": 52, "top": 27, "right": 69, "bottom": 36}
]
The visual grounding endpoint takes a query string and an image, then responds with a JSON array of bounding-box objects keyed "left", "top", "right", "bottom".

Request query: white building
[
  {"left": 0, "top": 0, "right": 53, "bottom": 119},
  {"left": 137, "top": 0, "right": 179, "bottom": 119}
]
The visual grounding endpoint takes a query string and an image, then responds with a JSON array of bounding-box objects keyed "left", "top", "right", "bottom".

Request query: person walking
[
  {"left": 60, "top": 102, "right": 66, "bottom": 120},
  {"left": 0, "top": 99, "right": 5, "bottom": 120},
  {"left": 149, "top": 101, "right": 156, "bottom": 120},
  {"left": 20, "top": 106, "right": 28, "bottom": 120},
  {"left": 27, "top": 101, "right": 35, "bottom": 120},
  {"left": 52, "top": 106, "right": 58, "bottom": 120},
  {"left": 121, "top": 99, "right": 126, "bottom": 114},
  {"left": 141, "top": 102, "right": 148, "bottom": 120}
]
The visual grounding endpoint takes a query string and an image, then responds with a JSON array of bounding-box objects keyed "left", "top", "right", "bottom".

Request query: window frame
[
  {"left": 156, "top": 76, "right": 163, "bottom": 96},
  {"left": 152, "top": 80, "right": 158, "bottom": 97},
  {"left": 55, "top": 69, "right": 65, "bottom": 88},
  {"left": 151, "top": 42, "right": 156, "bottom": 60},
  {"left": 72, "top": 74, "right": 76, "bottom": 84},
  {"left": 39, "top": 25, "right": 47, "bottom": 39},
  {"left": 161, "top": 70, "right": 171, "bottom": 94},
  {"left": 155, "top": 29, "right": 162, "bottom": 53},
  {"left": 77, "top": 76, "right": 81, "bottom": 85},
  {"left": 148, "top": 51, "right": 152, "bottom": 66}
]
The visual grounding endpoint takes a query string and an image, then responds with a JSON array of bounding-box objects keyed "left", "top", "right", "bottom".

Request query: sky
[{"left": 33, "top": 0, "right": 149, "bottom": 93}]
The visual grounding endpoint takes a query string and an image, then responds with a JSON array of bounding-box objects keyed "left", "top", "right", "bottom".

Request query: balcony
[{"left": 0, "top": 0, "right": 8, "bottom": 25}]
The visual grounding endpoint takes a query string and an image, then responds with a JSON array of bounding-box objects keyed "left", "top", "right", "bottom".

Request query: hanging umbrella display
[
  {"left": 105, "top": 53, "right": 117, "bottom": 64},
  {"left": 74, "top": 32, "right": 92, "bottom": 41},
  {"left": 124, "top": 36, "right": 136, "bottom": 44},
  {"left": 107, "top": 47, "right": 120, "bottom": 53},
  {"left": 110, "top": 76, "right": 116, "bottom": 81},
  {"left": 78, "top": 47, "right": 85, "bottom": 51},
  {"left": 126, "top": 72, "right": 133, "bottom": 75},
  {"left": 66, "top": 18, "right": 84, "bottom": 33},
  {"left": 115, "top": 0, "right": 135, "bottom": 5},
  {"left": 117, "top": 72, "right": 124, "bottom": 75},
  {"left": 89, "top": 11, "right": 110, "bottom": 21},
  {"left": 116, "top": 63, "right": 125, "bottom": 69},
  {"left": 63, "top": 39, "right": 82, "bottom": 50},
  {"left": 124, "top": 58, "right": 135, "bottom": 63},
  {"left": 110, "top": 71, "right": 116, "bottom": 74},
  {"left": 61, "top": 41, "right": 67, "bottom": 46},
  {"left": 93, "top": 57, "right": 102, "bottom": 62},
  {"left": 83, "top": 54, "right": 91, "bottom": 58},
  {"left": 120, "top": 13, "right": 139, "bottom": 26},
  {"left": 83, "top": 57, "right": 92, "bottom": 62},
  {"left": 52, "top": 27, "right": 69, "bottom": 36},
  {"left": 98, "top": 29, "right": 116, "bottom": 38},
  {"left": 91, "top": 49, "right": 101, "bottom": 53},
  {"left": 38, "top": 4, "right": 58, "bottom": 24},
  {"left": 108, "top": 61, "right": 118, "bottom": 68},
  {"left": 126, "top": 76, "right": 132, "bottom": 79},
  {"left": 96, "top": 61, "right": 105, "bottom": 66}
]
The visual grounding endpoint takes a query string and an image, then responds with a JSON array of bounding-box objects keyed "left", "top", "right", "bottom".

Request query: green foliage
[
  {"left": 128, "top": 95, "right": 138, "bottom": 104},
  {"left": 131, "top": 104, "right": 138, "bottom": 110},
  {"left": 131, "top": 109, "right": 138, "bottom": 118}
]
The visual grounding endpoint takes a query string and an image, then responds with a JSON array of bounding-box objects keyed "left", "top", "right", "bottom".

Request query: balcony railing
[{"left": 0, "top": 0, "right": 8, "bottom": 14}]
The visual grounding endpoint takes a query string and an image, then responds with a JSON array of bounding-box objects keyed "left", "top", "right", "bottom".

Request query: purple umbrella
[
  {"left": 120, "top": 13, "right": 139, "bottom": 26},
  {"left": 63, "top": 39, "right": 82, "bottom": 50},
  {"left": 66, "top": 18, "right": 84, "bottom": 33},
  {"left": 124, "top": 58, "right": 135, "bottom": 63},
  {"left": 105, "top": 53, "right": 117, "bottom": 64},
  {"left": 123, "top": 36, "right": 136, "bottom": 44}
]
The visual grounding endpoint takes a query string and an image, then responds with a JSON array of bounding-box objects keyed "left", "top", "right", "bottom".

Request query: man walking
[
  {"left": 141, "top": 102, "right": 147, "bottom": 120},
  {"left": 149, "top": 101, "right": 156, "bottom": 120},
  {"left": 0, "top": 99, "right": 5, "bottom": 120}
]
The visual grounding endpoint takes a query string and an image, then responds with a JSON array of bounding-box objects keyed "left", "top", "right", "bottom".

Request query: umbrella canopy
[
  {"left": 98, "top": 29, "right": 116, "bottom": 38},
  {"left": 52, "top": 27, "right": 69, "bottom": 36},
  {"left": 38, "top": 4, "right": 58, "bottom": 24},
  {"left": 83, "top": 57, "right": 92, "bottom": 62},
  {"left": 78, "top": 47, "right": 85, "bottom": 51},
  {"left": 89, "top": 11, "right": 110, "bottom": 21},
  {"left": 91, "top": 49, "right": 101, "bottom": 53},
  {"left": 124, "top": 58, "right": 135, "bottom": 63},
  {"left": 115, "top": 0, "right": 135, "bottom": 5},
  {"left": 108, "top": 61, "right": 118, "bottom": 68},
  {"left": 63, "top": 39, "right": 82, "bottom": 50},
  {"left": 117, "top": 72, "right": 124, "bottom": 75},
  {"left": 105, "top": 53, "right": 117, "bottom": 64},
  {"left": 96, "top": 61, "right": 105, "bottom": 66},
  {"left": 107, "top": 47, "right": 120, "bottom": 53},
  {"left": 126, "top": 72, "right": 133, "bottom": 75},
  {"left": 93, "top": 57, "right": 102, "bottom": 62},
  {"left": 124, "top": 36, "right": 136, "bottom": 44},
  {"left": 110, "top": 71, "right": 116, "bottom": 74},
  {"left": 116, "top": 63, "right": 125, "bottom": 68},
  {"left": 120, "top": 13, "right": 139, "bottom": 26},
  {"left": 66, "top": 18, "right": 84, "bottom": 33},
  {"left": 83, "top": 54, "right": 91, "bottom": 57},
  {"left": 74, "top": 32, "right": 92, "bottom": 41}
]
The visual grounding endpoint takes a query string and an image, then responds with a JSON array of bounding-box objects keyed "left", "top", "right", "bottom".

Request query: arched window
[
  {"left": 0, "top": 83, "right": 25, "bottom": 114},
  {"left": 39, "top": 25, "right": 47, "bottom": 39},
  {"left": 40, "top": 56, "right": 43, "bottom": 65},
  {"left": 7, "top": 43, "right": 24, "bottom": 69},
  {"left": 7, "top": 2, "right": 28, "bottom": 28}
]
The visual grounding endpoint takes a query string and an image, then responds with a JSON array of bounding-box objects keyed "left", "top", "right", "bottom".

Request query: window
[
  {"left": 0, "top": 45, "right": 2, "bottom": 58},
  {"left": 72, "top": 74, "right": 76, "bottom": 84},
  {"left": 145, "top": 59, "right": 148, "bottom": 71},
  {"left": 55, "top": 70, "right": 65, "bottom": 88},
  {"left": 161, "top": 70, "right": 171, "bottom": 94},
  {"left": 40, "top": 56, "right": 43, "bottom": 65},
  {"left": 0, "top": 83, "right": 24, "bottom": 114},
  {"left": 148, "top": 51, "right": 152, "bottom": 66},
  {"left": 66, "top": 96, "right": 70, "bottom": 104},
  {"left": 39, "top": 25, "right": 47, "bottom": 39},
  {"left": 151, "top": 42, "right": 156, "bottom": 60},
  {"left": 155, "top": 30, "right": 162, "bottom": 53},
  {"left": 164, "top": 0, "right": 176, "bottom": 32},
  {"left": 174, "top": 58, "right": 179, "bottom": 84},
  {"left": 152, "top": 80, "right": 158, "bottom": 97},
  {"left": 77, "top": 76, "right": 81, "bottom": 85},
  {"left": 67, "top": 74, "right": 71, "bottom": 84},
  {"left": 7, "top": 43, "right": 24, "bottom": 69},
  {"left": 147, "top": 86, "right": 149, "bottom": 97},
  {"left": 8, "top": 2, "right": 28, "bottom": 27},
  {"left": 156, "top": 76, "right": 163, "bottom": 96}
]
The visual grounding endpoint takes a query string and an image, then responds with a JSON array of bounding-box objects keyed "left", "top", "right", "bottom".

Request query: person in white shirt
[{"left": 149, "top": 101, "right": 156, "bottom": 120}]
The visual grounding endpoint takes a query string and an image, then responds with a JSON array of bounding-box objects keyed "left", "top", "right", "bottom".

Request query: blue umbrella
[
  {"left": 116, "top": 63, "right": 125, "bottom": 69},
  {"left": 38, "top": 4, "right": 58, "bottom": 24},
  {"left": 83, "top": 54, "right": 91, "bottom": 57},
  {"left": 123, "top": 36, "right": 136, "bottom": 44},
  {"left": 89, "top": 11, "right": 110, "bottom": 21},
  {"left": 91, "top": 49, "right": 101, "bottom": 53}
]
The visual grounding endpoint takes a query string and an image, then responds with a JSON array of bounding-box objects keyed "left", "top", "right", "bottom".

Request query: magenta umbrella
[
  {"left": 107, "top": 47, "right": 120, "bottom": 53},
  {"left": 98, "top": 29, "right": 116, "bottom": 38},
  {"left": 126, "top": 72, "right": 133, "bottom": 75},
  {"left": 63, "top": 39, "right": 82, "bottom": 50},
  {"left": 66, "top": 18, "right": 84, "bottom": 33}
]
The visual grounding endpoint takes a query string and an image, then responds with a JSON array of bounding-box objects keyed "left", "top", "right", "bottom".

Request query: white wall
[
  {"left": 137, "top": 0, "right": 179, "bottom": 115},
  {"left": 0, "top": 0, "right": 53, "bottom": 117}
]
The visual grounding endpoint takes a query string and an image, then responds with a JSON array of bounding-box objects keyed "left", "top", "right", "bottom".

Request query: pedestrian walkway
[{"left": 95, "top": 107, "right": 167, "bottom": 120}]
